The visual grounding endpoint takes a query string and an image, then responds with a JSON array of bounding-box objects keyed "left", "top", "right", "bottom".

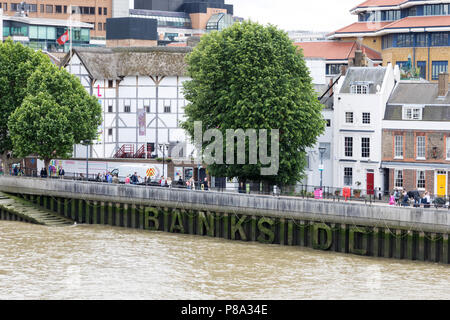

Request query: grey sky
[{"left": 227, "top": 0, "right": 358, "bottom": 32}]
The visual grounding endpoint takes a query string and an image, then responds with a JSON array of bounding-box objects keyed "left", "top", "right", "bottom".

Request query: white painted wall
[
  {"left": 66, "top": 53, "right": 193, "bottom": 161},
  {"left": 332, "top": 65, "right": 395, "bottom": 195},
  {"left": 112, "top": 0, "right": 131, "bottom": 18},
  {"left": 305, "top": 58, "right": 326, "bottom": 85}
]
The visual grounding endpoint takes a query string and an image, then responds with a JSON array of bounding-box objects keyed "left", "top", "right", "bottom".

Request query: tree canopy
[
  {"left": 0, "top": 39, "right": 48, "bottom": 164},
  {"left": 181, "top": 21, "right": 325, "bottom": 186},
  {"left": 7, "top": 57, "right": 102, "bottom": 169},
  {"left": 8, "top": 92, "right": 74, "bottom": 167}
]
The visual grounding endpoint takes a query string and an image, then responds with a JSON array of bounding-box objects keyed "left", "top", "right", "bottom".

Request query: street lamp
[
  {"left": 159, "top": 143, "right": 169, "bottom": 179},
  {"left": 318, "top": 147, "right": 326, "bottom": 190},
  {"left": 82, "top": 140, "right": 91, "bottom": 181}
]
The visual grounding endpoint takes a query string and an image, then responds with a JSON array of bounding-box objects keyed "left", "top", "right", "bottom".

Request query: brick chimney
[
  {"left": 354, "top": 50, "right": 364, "bottom": 67},
  {"left": 438, "top": 72, "right": 449, "bottom": 97}
]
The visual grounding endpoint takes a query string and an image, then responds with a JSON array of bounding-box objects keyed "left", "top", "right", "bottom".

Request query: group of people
[
  {"left": 124, "top": 172, "right": 141, "bottom": 185},
  {"left": 12, "top": 166, "right": 24, "bottom": 176},
  {"left": 389, "top": 189, "right": 431, "bottom": 207},
  {"left": 39, "top": 167, "right": 65, "bottom": 178},
  {"left": 95, "top": 172, "right": 119, "bottom": 183}
]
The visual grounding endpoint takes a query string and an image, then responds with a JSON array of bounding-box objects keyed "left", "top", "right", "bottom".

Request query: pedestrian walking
[
  {"left": 131, "top": 172, "right": 138, "bottom": 185},
  {"left": 422, "top": 191, "right": 431, "bottom": 208},
  {"left": 401, "top": 190, "right": 410, "bottom": 207},
  {"left": 58, "top": 167, "right": 65, "bottom": 179},
  {"left": 389, "top": 193, "right": 396, "bottom": 205},
  {"left": 393, "top": 189, "right": 400, "bottom": 206}
]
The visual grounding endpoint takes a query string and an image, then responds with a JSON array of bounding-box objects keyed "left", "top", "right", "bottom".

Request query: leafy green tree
[
  {"left": 8, "top": 61, "right": 102, "bottom": 171},
  {"left": 0, "top": 39, "right": 48, "bottom": 173},
  {"left": 8, "top": 93, "right": 74, "bottom": 170},
  {"left": 181, "top": 21, "right": 325, "bottom": 187}
]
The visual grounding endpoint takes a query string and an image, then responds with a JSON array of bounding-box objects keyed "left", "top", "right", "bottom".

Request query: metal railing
[{"left": 4, "top": 168, "right": 450, "bottom": 209}]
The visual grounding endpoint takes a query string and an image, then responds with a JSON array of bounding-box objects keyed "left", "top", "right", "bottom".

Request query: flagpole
[{"left": 69, "top": 5, "right": 72, "bottom": 74}]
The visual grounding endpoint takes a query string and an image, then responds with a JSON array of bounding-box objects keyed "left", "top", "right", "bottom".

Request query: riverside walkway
[{"left": 0, "top": 192, "right": 73, "bottom": 226}]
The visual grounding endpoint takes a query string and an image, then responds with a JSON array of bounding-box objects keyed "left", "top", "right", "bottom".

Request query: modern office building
[
  {"left": 130, "top": 0, "right": 236, "bottom": 44},
  {"left": 1, "top": 11, "right": 94, "bottom": 51},
  {"left": 0, "top": 0, "right": 113, "bottom": 40},
  {"left": 328, "top": 0, "right": 450, "bottom": 82}
]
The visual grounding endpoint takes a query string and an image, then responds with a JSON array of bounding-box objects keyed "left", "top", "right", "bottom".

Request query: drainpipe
[
  {"left": 427, "top": 32, "right": 431, "bottom": 81},
  {"left": 412, "top": 28, "right": 416, "bottom": 71}
]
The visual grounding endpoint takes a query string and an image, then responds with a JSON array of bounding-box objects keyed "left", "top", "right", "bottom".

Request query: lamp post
[
  {"left": 83, "top": 140, "right": 91, "bottom": 181},
  {"left": 319, "top": 147, "right": 326, "bottom": 190},
  {"left": 159, "top": 143, "right": 169, "bottom": 179}
]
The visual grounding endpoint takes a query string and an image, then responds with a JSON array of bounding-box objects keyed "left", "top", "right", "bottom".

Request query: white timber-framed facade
[{"left": 62, "top": 46, "right": 194, "bottom": 160}]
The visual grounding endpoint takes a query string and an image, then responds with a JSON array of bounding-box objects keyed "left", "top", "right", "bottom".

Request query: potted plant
[
  {"left": 166, "top": 158, "right": 172, "bottom": 163},
  {"left": 156, "top": 157, "right": 163, "bottom": 162},
  {"left": 353, "top": 181, "right": 362, "bottom": 198}
]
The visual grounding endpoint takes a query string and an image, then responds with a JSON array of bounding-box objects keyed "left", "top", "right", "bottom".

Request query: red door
[{"left": 367, "top": 173, "right": 374, "bottom": 195}]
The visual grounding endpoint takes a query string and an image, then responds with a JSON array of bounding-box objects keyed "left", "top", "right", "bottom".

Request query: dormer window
[
  {"left": 402, "top": 106, "right": 422, "bottom": 120},
  {"left": 350, "top": 84, "right": 369, "bottom": 94}
]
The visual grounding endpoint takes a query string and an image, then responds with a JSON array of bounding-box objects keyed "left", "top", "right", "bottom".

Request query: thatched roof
[{"left": 61, "top": 46, "right": 192, "bottom": 80}]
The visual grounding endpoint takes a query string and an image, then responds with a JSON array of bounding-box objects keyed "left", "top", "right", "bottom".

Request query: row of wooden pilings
[{"left": 5, "top": 193, "right": 449, "bottom": 264}]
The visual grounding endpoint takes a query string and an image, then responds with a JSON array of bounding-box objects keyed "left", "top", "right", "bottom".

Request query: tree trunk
[
  {"left": 1, "top": 152, "right": 9, "bottom": 175},
  {"left": 44, "top": 158, "right": 50, "bottom": 177}
]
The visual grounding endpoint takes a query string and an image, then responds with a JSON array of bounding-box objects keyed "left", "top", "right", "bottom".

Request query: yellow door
[{"left": 437, "top": 174, "right": 447, "bottom": 197}]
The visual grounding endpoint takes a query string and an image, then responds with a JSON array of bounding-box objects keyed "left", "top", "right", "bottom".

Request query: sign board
[
  {"left": 146, "top": 168, "right": 156, "bottom": 177},
  {"left": 314, "top": 189, "right": 323, "bottom": 199},
  {"left": 318, "top": 164, "right": 324, "bottom": 171}
]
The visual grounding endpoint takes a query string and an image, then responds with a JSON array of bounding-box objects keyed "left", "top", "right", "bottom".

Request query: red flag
[{"left": 57, "top": 30, "right": 70, "bottom": 45}]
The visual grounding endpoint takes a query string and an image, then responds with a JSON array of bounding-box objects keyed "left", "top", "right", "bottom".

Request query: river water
[{"left": 0, "top": 221, "right": 449, "bottom": 300}]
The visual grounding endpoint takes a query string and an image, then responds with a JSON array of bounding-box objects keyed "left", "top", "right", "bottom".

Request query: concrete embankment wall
[{"left": 0, "top": 176, "right": 448, "bottom": 264}]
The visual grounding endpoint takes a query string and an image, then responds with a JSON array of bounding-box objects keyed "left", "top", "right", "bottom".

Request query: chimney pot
[{"left": 438, "top": 72, "right": 449, "bottom": 97}]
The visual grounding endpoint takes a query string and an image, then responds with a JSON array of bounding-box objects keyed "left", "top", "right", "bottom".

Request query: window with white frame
[
  {"left": 362, "top": 112, "right": 371, "bottom": 124},
  {"left": 345, "top": 137, "right": 353, "bottom": 157},
  {"left": 350, "top": 84, "right": 369, "bottom": 94},
  {"left": 417, "top": 170, "right": 426, "bottom": 189},
  {"left": 416, "top": 136, "right": 426, "bottom": 159},
  {"left": 361, "top": 137, "right": 370, "bottom": 158},
  {"left": 344, "top": 167, "right": 353, "bottom": 186},
  {"left": 403, "top": 106, "right": 422, "bottom": 120},
  {"left": 345, "top": 112, "right": 354, "bottom": 124},
  {"left": 447, "top": 137, "right": 450, "bottom": 160},
  {"left": 394, "top": 170, "right": 403, "bottom": 188},
  {"left": 394, "top": 135, "right": 403, "bottom": 158}
]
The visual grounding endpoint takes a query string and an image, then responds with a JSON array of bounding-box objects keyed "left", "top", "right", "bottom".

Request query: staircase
[
  {"left": 114, "top": 144, "right": 135, "bottom": 158},
  {"left": 134, "top": 144, "right": 153, "bottom": 158},
  {"left": 0, "top": 193, "right": 73, "bottom": 226}
]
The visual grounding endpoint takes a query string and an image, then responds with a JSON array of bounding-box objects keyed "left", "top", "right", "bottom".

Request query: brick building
[{"left": 382, "top": 73, "right": 450, "bottom": 197}]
